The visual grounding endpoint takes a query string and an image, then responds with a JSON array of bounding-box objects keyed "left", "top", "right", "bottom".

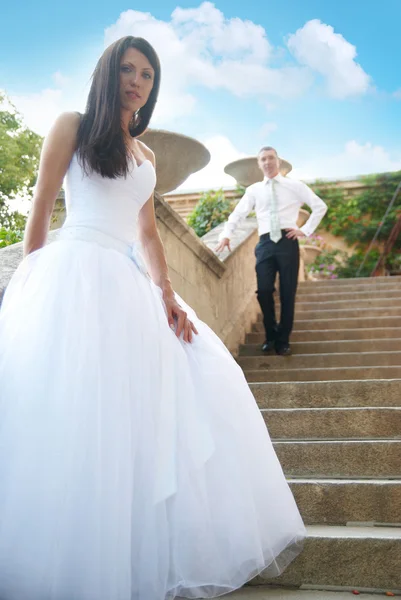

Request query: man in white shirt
[{"left": 215, "top": 147, "right": 328, "bottom": 356}]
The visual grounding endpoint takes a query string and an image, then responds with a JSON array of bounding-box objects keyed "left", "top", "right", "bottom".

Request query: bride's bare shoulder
[{"left": 137, "top": 139, "right": 155, "bottom": 166}]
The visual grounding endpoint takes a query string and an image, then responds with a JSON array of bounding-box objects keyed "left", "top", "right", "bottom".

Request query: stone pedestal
[
  {"left": 140, "top": 129, "right": 210, "bottom": 194},
  {"left": 224, "top": 156, "right": 292, "bottom": 187}
]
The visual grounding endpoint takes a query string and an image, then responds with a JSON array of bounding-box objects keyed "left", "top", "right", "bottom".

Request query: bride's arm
[
  {"left": 137, "top": 154, "right": 198, "bottom": 343},
  {"left": 23, "top": 112, "right": 79, "bottom": 257}
]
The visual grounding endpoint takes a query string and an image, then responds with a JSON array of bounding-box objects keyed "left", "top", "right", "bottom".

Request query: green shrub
[
  {"left": 0, "top": 227, "right": 24, "bottom": 248},
  {"left": 187, "top": 189, "right": 234, "bottom": 237}
]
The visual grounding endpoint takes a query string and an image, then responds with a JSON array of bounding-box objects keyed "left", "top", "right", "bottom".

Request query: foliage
[
  {"left": 0, "top": 227, "right": 24, "bottom": 248},
  {"left": 336, "top": 248, "right": 382, "bottom": 279},
  {"left": 312, "top": 172, "right": 401, "bottom": 249},
  {"left": 307, "top": 247, "right": 346, "bottom": 280},
  {"left": 299, "top": 233, "right": 326, "bottom": 248},
  {"left": 187, "top": 189, "right": 234, "bottom": 237},
  {"left": 0, "top": 92, "right": 43, "bottom": 228},
  {"left": 309, "top": 172, "right": 401, "bottom": 277}
]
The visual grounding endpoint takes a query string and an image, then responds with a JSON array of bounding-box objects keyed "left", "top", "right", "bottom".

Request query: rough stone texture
[
  {"left": 299, "top": 274, "right": 400, "bottom": 287},
  {"left": 153, "top": 194, "right": 259, "bottom": 353},
  {"left": 140, "top": 129, "right": 210, "bottom": 194},
  {"left": 297, "top": 278, "right": 401, "bottom": 295},
  {"left": 245, "top": 365, "right": 401, "bottom": 382},
  {"left": 289, "top": 478, "right": 401, "bottom": 525},
  {"left": 253, "top": 316, "right": 399, "bottom": 331},
  {"left": 294, "top": 306, "right": 401, "bottom": 320},
  {"left": 254, "top": 526, "right": 401, "bottom": 591},
  {"left": 262, "top": 407, "right": 401, "bottom": 441},
  {"left": 295, "top": 287, "right": 401, "bottom": 303},
  {"left": 238, "top": 350, "right": 401, "bottom": 371},
  {"left": 224, "top": 156, "right": 292, "bottom": 187},
  {"left": 295, "top": 295, "right": 401, "bottom": 311},
  {"left": 240, "top": 338, "right": 401, "bottom": 356},
  {"left": 243, "top": 276, "right": 401, "bottom": 594},
  {"left": 247, "top": 327, "right": 401, "bottom": 343},
  {"left": 251, "top": 379, "right": 401, "bottom": 409},
  {"left": 273, "top": 440, "right": 401, "bottom": 478}
]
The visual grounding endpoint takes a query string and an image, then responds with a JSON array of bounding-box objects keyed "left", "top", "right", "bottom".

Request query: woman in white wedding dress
[{"left": 0, "top": 36, "right": 305, "bottom": 600}]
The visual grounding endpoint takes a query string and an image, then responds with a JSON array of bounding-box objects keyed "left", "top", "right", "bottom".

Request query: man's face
[{"left": 258, "top": 149, "right": 280, "bottom": 179}]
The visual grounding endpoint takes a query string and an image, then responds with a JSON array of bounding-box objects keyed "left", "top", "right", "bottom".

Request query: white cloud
[
  {"left": 172, "top": 135, "right": 247, "bottom": 191},
  {"left": 6, "top": 6, "right": 373, "bottom": 143},
  {"left": 393, "top": 89, "right": 401, "bottom": 100},
  {"left": 287, "top": 19, "right": 371, "bottom": 98},
  {"left": 104, "top": 3, "right": 312, "bottom": 126},
  {"left": 259, "top": 122, "right": 278, "bottom": 137},
  {"left": 290, "top": 140, "right": 401, "bottom": 181},
  {"left": 52, "top": 71, "right": 71, "bottom": 87},
  {"left": 9, "top": 71, "right": 89, "bottom": 136}
]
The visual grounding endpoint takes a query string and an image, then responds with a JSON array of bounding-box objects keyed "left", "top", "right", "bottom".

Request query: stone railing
[
  {"left": 0, "top": 193, "right": 259, "bottom": 355},
  {"left": 154, "top": 193, "right": 259, "bottom": 353}
]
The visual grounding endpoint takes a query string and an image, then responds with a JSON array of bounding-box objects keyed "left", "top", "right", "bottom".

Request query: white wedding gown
[{"left": 0, "top": 153, "right": 305, "bottom": 600}]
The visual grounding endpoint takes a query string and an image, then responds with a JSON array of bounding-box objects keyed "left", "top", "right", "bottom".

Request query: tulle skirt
[{"left": 0, "top": 229, "right": 305, "bottom": 600}]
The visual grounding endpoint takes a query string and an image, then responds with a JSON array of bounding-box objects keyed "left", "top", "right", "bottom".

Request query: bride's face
[{"left": 119, "top": 47, "right": 155, "bottom": 113}]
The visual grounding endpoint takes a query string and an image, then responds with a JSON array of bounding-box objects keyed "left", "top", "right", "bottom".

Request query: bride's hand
[{"left": 163, "top": 292, "right": 198, "bottom": 343}]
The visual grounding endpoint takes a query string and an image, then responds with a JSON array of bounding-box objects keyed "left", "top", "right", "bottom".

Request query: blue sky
[{"left": 1, "top": 0, "right": 401, "bottom": 189}]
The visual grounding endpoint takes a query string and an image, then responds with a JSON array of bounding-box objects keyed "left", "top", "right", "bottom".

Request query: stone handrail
[{"left": 0, "top": 194, "right": 259, "bottom": 355}]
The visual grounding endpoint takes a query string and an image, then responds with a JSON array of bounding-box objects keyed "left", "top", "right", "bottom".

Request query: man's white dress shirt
[{"left": 220, "top": 174, "right": 328, "bottom": 240}]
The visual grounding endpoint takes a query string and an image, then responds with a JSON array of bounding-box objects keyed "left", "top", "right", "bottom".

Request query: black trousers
[{"left": 255, "top": 232, "right": 300, "bottom": 345}]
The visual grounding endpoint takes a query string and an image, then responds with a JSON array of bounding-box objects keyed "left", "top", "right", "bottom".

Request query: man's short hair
[{"left": 258, "top": 146, "right": 278, "bottom": 157}]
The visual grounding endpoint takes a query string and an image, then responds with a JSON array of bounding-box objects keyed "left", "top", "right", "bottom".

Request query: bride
[{"left": 0, "top": 36, "right": 305, "bottom": 600}]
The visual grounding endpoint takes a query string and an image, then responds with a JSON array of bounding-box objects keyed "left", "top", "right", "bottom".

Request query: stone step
[
  {"left": 240, "top": 338, "right": 401, "bottom": 356},
  {"left": 262, "top": 407, "right": 401, "bottom": 441},
  {"left": 246, "top": 327, "right": 401, "bottom": 344},
  {"left": 298, "top": 274, "right": 401, "bottom": 288},
  {"left": 289, "top": 478, "right": 401, "bottom": 526},
  {"left": 296, "top": 306, "right": 401, "bottom": 320},
  {"left": 258, "top": 298, "right": 401, "bottom": 317},
  {"left": 239, "top": 351, "right": 401, "bottom": 372},
  {"left": 251, "top": 379, "right": 401, "bottom": 409},
  {"left": 245, "top": 365, "right": 401, "bottom": 382},
  {"left": 293, "top": 287, "right": 401, "bottom": 303},
  {"left": 296, "top": 281, "right": 401, "bottom": 295},
  {"left": 252, "top": 316, "right": 397, "bottom": 332},
  {"left": 296, "top": 296, "right": 399, "bottom": 312},
  {"left": 226, "top": 589, "right": 383, "bottom": 600},
  {"left": 256, "top": 525, "right": 401, "bottom": 591},
  {"left": 274, "top": 440, "right": 401, "bottom": 479}
]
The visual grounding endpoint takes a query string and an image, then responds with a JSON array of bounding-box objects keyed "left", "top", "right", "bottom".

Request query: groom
[{"left": 216, "top": 147, "right": 327, "bottom": 356}]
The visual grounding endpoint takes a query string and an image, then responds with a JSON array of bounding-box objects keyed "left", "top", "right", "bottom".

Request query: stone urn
[
  {"left": 297, "top": 208, "right": 310, "bottom": 228},
  {"left": 224, "top": 156, "right": 292, "bottom": 187},
  {"left": 302, "top": 245, "right": 322, "bottom": 265},
  {"left": 140, "top": 129, "right": 210, "bottom": 195}
]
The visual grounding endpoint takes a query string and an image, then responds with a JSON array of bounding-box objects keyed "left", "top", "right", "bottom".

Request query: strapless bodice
[{"left": 62, "top": 153, "right": 157, "bottom": 244}]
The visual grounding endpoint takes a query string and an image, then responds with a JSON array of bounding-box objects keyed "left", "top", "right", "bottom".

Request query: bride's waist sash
[{"left": 57, "top": 225, "right": 148, "bottom": 275}]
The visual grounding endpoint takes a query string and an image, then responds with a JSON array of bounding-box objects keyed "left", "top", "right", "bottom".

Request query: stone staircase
[{"left": 232, "top": 276, "right": 401, "bottom": 598}]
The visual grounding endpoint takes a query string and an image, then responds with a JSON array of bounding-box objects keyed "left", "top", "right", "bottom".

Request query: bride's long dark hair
[{"left": 76, "top": 36, "right": 161, "bottom": 179}]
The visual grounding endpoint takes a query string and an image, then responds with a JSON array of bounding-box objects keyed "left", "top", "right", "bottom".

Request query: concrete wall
[{"left": 0, "top": 193, "right": 259, "bottom": 355}]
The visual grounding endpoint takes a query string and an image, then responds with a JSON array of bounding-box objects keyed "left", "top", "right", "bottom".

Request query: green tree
[
  {"left": 0, "top": 92, "right": 43, "bottom": 230},
  {"left": 188, "top": 189, "right": 234, "bottom": 237},
  {"left": 310, "top": 172, "right": 401, "bottom": 277}
]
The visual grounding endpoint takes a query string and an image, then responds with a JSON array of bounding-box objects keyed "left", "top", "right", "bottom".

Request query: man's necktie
[{"left": 269, "top": 178, "right": 282, "bottom": 243}]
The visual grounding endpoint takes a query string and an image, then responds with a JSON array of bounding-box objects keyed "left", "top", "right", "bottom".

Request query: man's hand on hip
[
  {"left": 215, "top": 237, "right": 231, "bottom": 253},
  {"left": 285, "top": 228, "right": 306, "bottom": 240}
]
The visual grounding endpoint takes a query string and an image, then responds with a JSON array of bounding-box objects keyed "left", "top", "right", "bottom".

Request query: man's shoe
[
  {"left": 276, "top": 344, "right": 292, "bottom": 356},
  {"left": 262, "top": 340, "right": 276, "bottom": 353}
]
